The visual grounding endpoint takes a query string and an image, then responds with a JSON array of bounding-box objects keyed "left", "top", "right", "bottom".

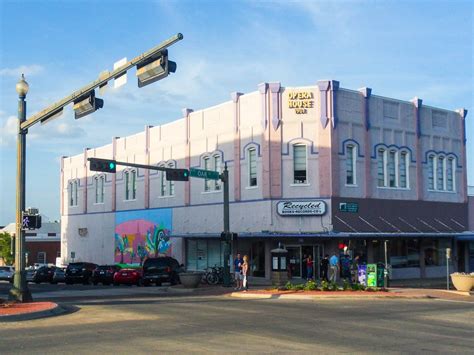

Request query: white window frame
[
  {"left": 95, "top": 177, "right": 100, "bottom": 204},
  {"left": 376, "top": 148, "right": 410, "bottom": 190},
  {"left": 213, "top": 155, "right": 222, "bottom": 191},
  {"left": 377, "top": 148, "right": 387, "bottom": 187},
  {"left": 248, "top": 147, "right": 258, "bottom": 187},
  {"left": 399, "top": 151, "right": 409, "bottom": 189},
  {"left": 292, "top": 144, "right": 308, "bottom": 185},
  {"left": 125, "top": 171, "right": 130, "bottom": 200},
  {"left": 68, "top": 182, "right": 74, "bottom": 207},
  {"left": 159, "top": 165, "right": 167, "bottom": 197},
  {"left": 345, "top": 144, "right": 357, "bottom": 186},
  {"left": 124, "top": 170, "right": 136, "bottom": 201},
  {"left": 131, "top": 170, "right": 137, "bottom": 199},
  {"left": 428, "top": 153, "right": 456, "bottom": 193},
  {"left": 72, "top": 180, "right": 78, "bottom": 206},
  {"left": 446, "top": 157, "right": 455, "bottom": 192},
  {"left": 203, "top": 157, "right": 211, "bottom": 192},
  {"left": 100, "top": 176, "right": 105, "bottom": 203}
]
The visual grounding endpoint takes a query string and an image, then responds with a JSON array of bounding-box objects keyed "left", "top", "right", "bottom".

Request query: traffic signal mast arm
[
  {"left": 21, "top": 33, "right": 183, "bottom": 131},
  {"left": 88, "top": 158, "right": 180, "bottom": 173}
]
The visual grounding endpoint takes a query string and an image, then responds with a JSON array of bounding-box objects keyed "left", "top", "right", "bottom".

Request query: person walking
[
  {"left": 329, "top": 252, "right": 339, "bottom": 283},
  {"left": 233, "top": 253, "right": 243, "bottom": 290},
  {"left": 320, "top": 254, "right": 329, "bottom": 282},
  {"left": 242, "top": 255, "right": 250, "bottom": 292},
  {"left": 306, "top": 255, "right": 313, "bottom": 281}
]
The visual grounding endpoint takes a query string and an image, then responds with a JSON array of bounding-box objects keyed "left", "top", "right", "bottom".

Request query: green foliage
[
  {"left": 0, "top": 232, "right": 14, "bottom": 265},
  {"left": 303, "top": 280, "right": 318, "bottom": 291},
  {"left": 320, "top": 280, "right": 330, "bottom": 291},
  {"left": 351, "top": 283, "right": 366, "bottom": 291},
  {"left": 343, "top": 279, "right": 351, "bottom": 291}
]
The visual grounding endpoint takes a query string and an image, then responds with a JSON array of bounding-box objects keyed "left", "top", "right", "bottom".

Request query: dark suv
[
  {"left": 92, "top": 265, "right": 121, "bottom": 285},
  {"left": 65, "top": 262, "right": 98, "bottom": 285},
  {"left": 143, "top": 257, "right": 183, "bottom": 286}
]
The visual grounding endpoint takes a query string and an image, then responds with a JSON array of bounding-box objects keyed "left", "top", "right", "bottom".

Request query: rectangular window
[
  {"left": 249, "top": 148, "right": 257, "bottom": 187},
  {"left": 69, "top": 183, "right": 73, "bottom": 206},
  {"left": 346, "top": 145, "right": 355, "bottom": 185},
  {"left": 168, "top": 164, "right": 175, "bottom": 196},
  {"left": 132, "top": 171, "right": 137, "bottom": 199},
  {"left": 388, "top": 150, "right": 396, "bottom": 187},
  {"left": 73, "top": 181, "right": 78, "bottom": 206},
  {"left": 160, "top": 169, "right": 166, "bottom": 196},
  {"left": 37, "top": 252, "right": 46, "bottom": 265},
  {"left": 377, "top": 149, "right": 385, "bottom": 187},
  {"left": 125, "top": 172, "right": 130, "bottom": 200},
  {"left": 446, "top": 158, "right": 454, "bottom": 191},
  {"left": 95, "top": 178, "right": 99, "bottom": 203},
  {"left": 400, "top": 151, "right": 407, "bottom": 188},
  {"left": 204, "top": 158, "right": 211, "bottom": 191},
  {"left": 100, "top": 177, "right": 104, "bottom": 203},
  {"left": 214, "top": 155, "right": 221, "bottom": 190},
  {"left": 428, "top": 155, "right": 435, "bottom": 190},
  {"left": 437, "top": 157, "right": 444, "bottom": 190},
  {"left": 293, "top": 145, "right": 307, "bottom": 184}
]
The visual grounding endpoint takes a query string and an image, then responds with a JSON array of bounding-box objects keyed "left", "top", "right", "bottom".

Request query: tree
[{"left": 0, "top": 232, "right": 14, "bottom": 265}]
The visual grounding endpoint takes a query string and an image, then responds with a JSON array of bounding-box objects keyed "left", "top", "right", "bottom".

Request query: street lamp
[{"left": 8, "top": 74, "right": 33, "bottom": 302}]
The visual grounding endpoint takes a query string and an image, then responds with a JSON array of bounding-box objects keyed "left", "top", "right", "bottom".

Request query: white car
[{"left": 0, "top": 266, "right": 14, "bottom": 282}]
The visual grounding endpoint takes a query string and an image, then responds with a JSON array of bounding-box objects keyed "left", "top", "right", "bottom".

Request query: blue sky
[{"left": 0, "top": 0, "right": 472, "bottom": 225}]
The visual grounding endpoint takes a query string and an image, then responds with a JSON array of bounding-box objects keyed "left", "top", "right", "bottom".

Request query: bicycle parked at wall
[{"left": 202, "top": 265, "right": 234, "bottom": 285}]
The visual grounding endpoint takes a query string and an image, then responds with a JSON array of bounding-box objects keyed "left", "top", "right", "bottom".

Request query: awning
[{"left": 456, "top": 233, "right": 474, "bottom": 241}]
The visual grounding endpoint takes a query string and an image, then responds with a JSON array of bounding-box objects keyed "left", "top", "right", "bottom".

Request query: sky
[{"left": 0, "top": 0, "right": 472, "bottom": 225}]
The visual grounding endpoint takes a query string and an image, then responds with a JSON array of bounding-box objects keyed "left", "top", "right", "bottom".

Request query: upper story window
[
  {"left": 94, "top": 176, "right": 105, "bottom": 204},
  {"left": 125, "top": 170, "right": 137, "bottom": 201},
  {"left": 213, "top": 155, "right": 221, "bottom": 191},
  {"left": 202, "top": 153, "right": 222, "bottom": 192},
  {"left": 168, "top": 162, "right": 175, "bottom": 196},
  {"left": 248, "top": 147, "right": 257, "bottom": 187},
  {"left": 69, "top": 180, "right": 78, "bottom": 207},
  {"left": 203, "top": 157, "right": 211, "bottom": 192},
  {"left": 377, "top": 147, "right": 410, "bottom": 189},
  {"left": 428, "top": 153, "right": 456, "bottom": 192},
  {"left": 346, "top": 144, "right": 356, "bottom": 186},
  {"left": 159, "top": 165, "right": 167, "bottom": 196},
  {"left": 293, "top": 144, "right": 307, "bottom": 184}
]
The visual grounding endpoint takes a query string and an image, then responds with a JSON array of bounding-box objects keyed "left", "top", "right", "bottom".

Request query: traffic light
[
  {"left": 89, "top": 158, "right": 117, "bottom": 173},
  {"left": 166, "top": 168, "right": 189, "bottom": 181},
  {"left": 220, "top": 232, "right": 238, "bottom": 241},
  {"left": 136, "top": 49, "right": 177, "bottom": 88},
  {"left": 22, "top": 214, "right": 42, "bottom": 230},
  {"left": 73, "top": 90, "right": 104, "bottom": 119}
]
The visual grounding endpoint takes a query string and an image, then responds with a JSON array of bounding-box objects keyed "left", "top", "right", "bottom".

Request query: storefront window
[
  {"left": 186, "top": 239, "right": 223, "bottom": 271},
  {"left": 423, "top": 239, "right": 451, "bottom": 266},
  {"left": 390, "top": 239, "right": 420, "bottom": 268}
]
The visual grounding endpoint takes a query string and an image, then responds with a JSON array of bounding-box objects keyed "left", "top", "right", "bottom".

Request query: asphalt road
[{"left": 1, "top": 287, "right": 473, "bottom": 354}]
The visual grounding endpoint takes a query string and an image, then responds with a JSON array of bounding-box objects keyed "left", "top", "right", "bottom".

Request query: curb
[
  {"left": 229, "top": 292, "right": 431, "bottom": 300},
  {"left": 0, "top": 303, "right": 70, "bottom": 322}
]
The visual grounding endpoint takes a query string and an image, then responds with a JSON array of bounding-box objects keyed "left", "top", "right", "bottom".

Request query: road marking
[{"left": 433, "top": 298, "right": 474, "bottom": 304}]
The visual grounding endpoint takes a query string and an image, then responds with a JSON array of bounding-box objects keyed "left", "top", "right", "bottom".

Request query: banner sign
[{"left": 277, "top": 200, "right": 326, "bottom": 216}]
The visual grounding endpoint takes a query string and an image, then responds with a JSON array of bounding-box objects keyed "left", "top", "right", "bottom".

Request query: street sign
[{"left": 189, "top": 168, "right": 220, "bottom": 180}]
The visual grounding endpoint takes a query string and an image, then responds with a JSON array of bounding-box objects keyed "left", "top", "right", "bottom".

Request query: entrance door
[
  {"left": 302, "top": 245, "right": 321, "bottom": 280},
  {"left": 287, "top": 246, "right": 301, "bottom": 278}
]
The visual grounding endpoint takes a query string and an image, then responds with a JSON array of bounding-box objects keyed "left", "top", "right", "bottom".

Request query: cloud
[
  {"left": 0, "top": 64, "right": 44, "bottom": 77},
  {"left": 0, "top": 115, "right": 18, "bottom": 146}
]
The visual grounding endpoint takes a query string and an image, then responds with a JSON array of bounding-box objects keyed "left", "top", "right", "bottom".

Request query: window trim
[
  {"left": 345, "top": 144, "right": 357, "bottom": 186},
  {"left": 292, "top": 143, "right": 308, "bottom": 185},
  {"left": 376, "top": 148, "right": 411, "bottom": 189},
  {"left": 247, "top": 147, "right": 258, "bottom": 187}
]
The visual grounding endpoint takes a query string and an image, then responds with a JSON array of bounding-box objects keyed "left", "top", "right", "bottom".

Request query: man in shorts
[{"left": 234, "top": 253, "right": 243, "bottom": 290}]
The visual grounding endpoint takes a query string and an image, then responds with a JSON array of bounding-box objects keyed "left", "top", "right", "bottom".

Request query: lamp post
[{"left": 8, "top": 74, "right": 32, "bottom": 302}]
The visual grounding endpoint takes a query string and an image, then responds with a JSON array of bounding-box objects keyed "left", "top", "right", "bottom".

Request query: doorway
[{"left": 287, "top": 245, "right": 322, "bottom": 280}]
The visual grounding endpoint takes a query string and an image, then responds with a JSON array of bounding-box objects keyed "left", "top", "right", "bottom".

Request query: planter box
[
  {"left": 450, "top": 274, "right": 474, "bottom": 292},
  {"left": 179, "top": 272, "right": 204, "bottom": 288}
]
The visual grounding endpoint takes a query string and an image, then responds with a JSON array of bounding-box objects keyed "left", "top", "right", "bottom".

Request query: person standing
[
  {"left": 233, "top": 253, "right": 243, "bottom": 290},
  {"left": 242, "top": 255, "right": 250, "bottom": 292},
  {"left": 320, "top": 254, "right": 329, "bottom": 282},
  {"left": 329, "top": 252, "right": 339, "bottom": 283},
  {"left": 351, "top": 255, "right": 360, "bottom": 284},
  {"left": 306, "top": 255, "right": 313, "bottom": 281}
]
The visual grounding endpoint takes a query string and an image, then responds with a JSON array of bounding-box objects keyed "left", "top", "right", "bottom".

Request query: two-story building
[{"left": 60, "top": 80, "right": 471, "bottom": 280}]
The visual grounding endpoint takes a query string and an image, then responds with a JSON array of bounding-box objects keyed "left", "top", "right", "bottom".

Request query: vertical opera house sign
[
  {"left": 277, "top": 200, "right": 326, "bottom": 216},
  {"left": 288, "top": 91, "right": 314, "bottom": 114}
]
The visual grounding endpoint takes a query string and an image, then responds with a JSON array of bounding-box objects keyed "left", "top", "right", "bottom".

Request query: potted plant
[
  {"left": 450, "top": 272, "right": 474, "bottom": 292},
  {"left": 179, "top": 272, "right": 204, "bottom": 288}
]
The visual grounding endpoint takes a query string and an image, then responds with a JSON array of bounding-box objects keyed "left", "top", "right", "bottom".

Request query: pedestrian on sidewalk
[
  {"left": 234, "top": 253, "right": 243, "bottom": 290},
  {"left": 242, "top": 255, "right": 249, "bottom": 292},
  {"left": 329, "top": 252, "right": 339, "bottom": 283},
  {"left": 306, "top": 255, "right": 314, "bottom": 281},
  {"left": 320, "top": 254, "right": 329, "bottom": 282}
]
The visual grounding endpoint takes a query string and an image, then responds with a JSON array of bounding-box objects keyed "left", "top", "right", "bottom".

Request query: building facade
[{"left": 60, "top": 80, "right": 471, "bottom": 280}]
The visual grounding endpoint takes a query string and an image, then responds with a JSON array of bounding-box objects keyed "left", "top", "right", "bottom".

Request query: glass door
[{"left": 287, "top": 246, "right": 301, "bottom": 278}]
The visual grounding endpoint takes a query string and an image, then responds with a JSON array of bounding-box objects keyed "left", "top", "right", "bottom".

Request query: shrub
[
  {"left": 343, "top": 279, "right": 351, "bottom": 291},
  {"left": 320, "top": 280, "right": 330, "bottom": 291},
  {"left": 304, "top": 280, "right": 318, "bottom": 291}
]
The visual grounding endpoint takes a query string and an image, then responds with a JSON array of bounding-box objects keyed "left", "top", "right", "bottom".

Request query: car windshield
[{"left": 0, "top": 267, "right": 11, "bottom": 271}]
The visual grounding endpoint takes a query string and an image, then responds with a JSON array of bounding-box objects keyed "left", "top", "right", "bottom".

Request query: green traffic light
[{"left": 109, "top": 162, "right": 115, "bottom": 169}]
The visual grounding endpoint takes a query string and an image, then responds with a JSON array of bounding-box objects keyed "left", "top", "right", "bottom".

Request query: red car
[{"left": 113, "top": 268, "right": 143, "bottom": 286}]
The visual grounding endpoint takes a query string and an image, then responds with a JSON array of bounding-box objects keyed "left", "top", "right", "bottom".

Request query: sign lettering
[{"left": 288, "top": 91, "right": 315, "bottom": 114}]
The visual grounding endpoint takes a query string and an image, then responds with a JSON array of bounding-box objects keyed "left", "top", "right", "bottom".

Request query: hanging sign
[{"left": 277, "top": 200, "right": 326, "bottom": 216}]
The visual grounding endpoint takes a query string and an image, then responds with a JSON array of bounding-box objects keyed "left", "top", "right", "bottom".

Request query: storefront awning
[{"left": 456, "top": 233, "right": 474, "bottom": 241}]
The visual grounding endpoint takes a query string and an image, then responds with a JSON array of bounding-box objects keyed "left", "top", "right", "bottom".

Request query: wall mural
[{"left": 114, "top": 209, "right": 172, "bottom": 264}]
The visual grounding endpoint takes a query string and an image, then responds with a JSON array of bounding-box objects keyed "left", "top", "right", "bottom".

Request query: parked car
[
  {"left": 65, "top": 262, "right": 98, "bottom": 284},
  {"left": 113, "top": 268, "right": 143, "bottom": 286},
  {"left": 26, "top": 267, "right": 35, "bottom": 282},
  {"left": 32, "top": 266, "right": 57, "bottom": 284},
  {"left": 0, "top": 266, "right": 14, "bottom": 282},
  {"left": 51, "top": 268, "right": 66, "bottom": 284},
  {"left": 142, "top": 257, "right": 183, "bottom": 286},
  {"left": 92, "top": 265, "right": 121, "bottom": 285}
]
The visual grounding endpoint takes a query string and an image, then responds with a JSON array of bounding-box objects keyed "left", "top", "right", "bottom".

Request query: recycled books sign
[{"left": 277, "top": 200, "right": 326, "bottom": 216}]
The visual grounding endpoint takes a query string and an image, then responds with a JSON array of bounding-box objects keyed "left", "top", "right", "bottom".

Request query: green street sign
[{"left": 189, "top": 168, "right": 220, "bottom": 180}]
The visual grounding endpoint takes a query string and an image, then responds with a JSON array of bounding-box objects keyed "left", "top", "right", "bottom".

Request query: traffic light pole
[{"left": 221, "top": 164, "right": 231, "bottom": 287}]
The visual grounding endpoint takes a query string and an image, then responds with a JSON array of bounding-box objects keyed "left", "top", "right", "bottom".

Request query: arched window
[
  {"left": 446, "top": 157, "right": 455, "bottom": 191},
  {"left": 346, "top": 144, "right": 356, "bottom": 186},
  {"left": 377, "top": 148, "right": 386, "bottom": 187},
  {"left": 293, "top": 144, "right": 307, "bottom": 184},
  {"left": 73, "top": 180, "right": 78, "bottom": 206},
  {"left": 248, "top": 147, "right": 257, "bottom": 187},
  {"left": 213, "top": 154, "right": 221, "bottom": 190},
  {"left": 428, "top": 154, "right": 435, "bottom": 190},
  {"left": 376, "top": 146, "right": 410, "bottom": 189},
  {"left": 68, "top": 182, "right": 74, "bottom": 206},
  {"left": 203, "top": 157, "right": 211, "bottom": 192},
  {"left": 124, "top": 171, "right": 130, "bottom": 200},
  {"left": 428, "top": 153, "right": 456, "bottom": 192},
  {"left": 124, "top": 170, "right": 136, "bottom": 200},
  {"left": 159, "top": 164, "right": 166, "bottom": 196}
]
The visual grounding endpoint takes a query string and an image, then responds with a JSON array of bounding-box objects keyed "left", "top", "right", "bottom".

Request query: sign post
[{"left": 446, "top": 248, "right": 451, "bottom": 290}]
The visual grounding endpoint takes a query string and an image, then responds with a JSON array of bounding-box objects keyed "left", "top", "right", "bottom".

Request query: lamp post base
[{"left": 8, "top": 272, "right": 33, "bottom": 303}]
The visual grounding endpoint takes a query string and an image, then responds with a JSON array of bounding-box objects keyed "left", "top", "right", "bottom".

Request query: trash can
[{"left": 271, "top": 246, "right": 288, "bottom": 287}]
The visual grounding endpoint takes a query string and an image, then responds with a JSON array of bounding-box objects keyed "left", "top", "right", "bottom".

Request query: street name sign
[{"left": 189, "top": 168, "right": 220, "bottom": 180}]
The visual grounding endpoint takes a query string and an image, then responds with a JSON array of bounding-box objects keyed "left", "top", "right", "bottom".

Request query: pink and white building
[{"left": 60, "top": 80, "right": 473, "bottom": 280}]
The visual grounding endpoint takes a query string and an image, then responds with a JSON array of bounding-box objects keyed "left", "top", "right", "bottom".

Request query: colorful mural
[{"left": 114, "top": 209, "right": 172, "bottom": 264}]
